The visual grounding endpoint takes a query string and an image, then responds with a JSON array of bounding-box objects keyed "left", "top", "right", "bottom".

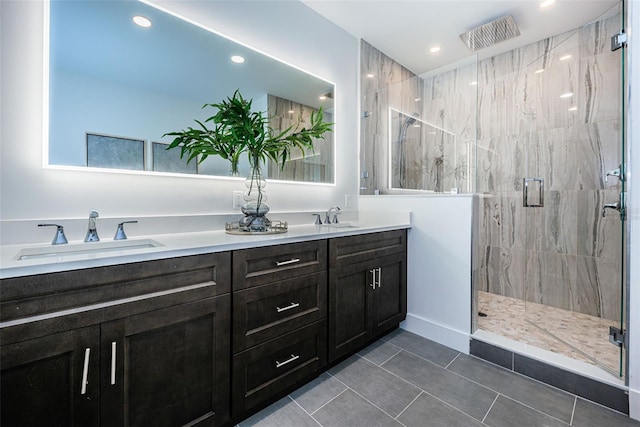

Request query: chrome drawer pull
[
  {"left": 275, "top": 354, "right": 300, "bottom": 368},
  {"left": 276, "top": 302, "right": 300, "bottom": 313},
  {"left": 110, "top": 341, "right": 117, "bottom": 385},
  {"left": 377, "top": 267, "right": 382, "bottom": 288},
  {"left": 275, "top": 258, "right": 301, "bottom": 267},
  {"left": 369, "top": 268, "right": 377, "bottom": 289},
  {"left": 80, "top": 348, "right": 90, "bottom": 395}
]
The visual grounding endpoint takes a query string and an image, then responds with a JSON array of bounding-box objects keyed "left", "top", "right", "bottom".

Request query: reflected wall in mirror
[
  {"left": 47, "top": 0, "right": 335, "bottom": 183},
  {"left": 389, "top": 109, "right": 458, "bottom": 193}
]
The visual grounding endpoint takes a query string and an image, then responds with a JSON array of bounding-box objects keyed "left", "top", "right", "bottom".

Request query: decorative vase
[{"left": 239, "top": 159, "right": 271, "bottom": 232}]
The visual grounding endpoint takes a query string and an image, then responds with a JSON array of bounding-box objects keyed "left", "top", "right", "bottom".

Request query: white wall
[
  {"left": 0, "top": 0, "right": 359, "bottom": 223},
  {"left": 360, "top": 195, "right": 475, "bottom": 354}
]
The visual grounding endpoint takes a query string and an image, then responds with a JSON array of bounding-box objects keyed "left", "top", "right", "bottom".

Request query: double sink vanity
[{"left": 0, "top": 217, "right": 409, "bottom": 426}]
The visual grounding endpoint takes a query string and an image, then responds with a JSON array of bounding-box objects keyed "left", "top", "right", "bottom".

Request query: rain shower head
[{"left": 459, "top": 15, "right": 521, "bottom": 52}]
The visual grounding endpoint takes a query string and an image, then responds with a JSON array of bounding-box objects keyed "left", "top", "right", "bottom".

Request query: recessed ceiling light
[
  {"left": 132, "top": 15, "right": 152, "bottom": 28},
  {"left": 568, "top": 106, "right": 578, "bottom": 111},
  {"left": 560, "top": 54, "right": 572, "bottom": 61},
  {"left": 413, "top": 124, "right": 421, "bottom": 128},
  {"left": 430, "top": 46, "right": 441, "bottom": 54},
  {"left": 469, "top": 81, "right": 478, "bottom": 86},
  {"left": 534, "top": 68, "right": 545, "bottom": 74},
  {"left": 231, "top": 55, "right": 245, "bottom": 64},
  {"left": 540, "top": 0, "right": 556, "bottom": 8},
  {"left": 367, "top": 73, "right": 375, "bottom": 78},
  {"left": 414, "top": 98, "right": 421, "bottom": 102},
  {"left": 288, "top": 110, "right": 295, "bottom": 114},
  {"left": 560, "top": 92, "right": 573, "bottom": 98},
  {"left": 319, "top": 95, "right": 327, "bottom": 100}
]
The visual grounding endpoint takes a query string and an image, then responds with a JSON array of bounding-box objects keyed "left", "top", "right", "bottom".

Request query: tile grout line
[
  {"left": 375, "top": 347, "right": 404, "bottom": 366},
  {"left": 465, "top": 352, "right": 580, "bottom": 401},
  {"left": 481, "top": 394, "right": 499, "bottom": 424},
  {"left": 287, "top": 395, "right": 323, "bottom": 426},
  {"left": 307, "top": 387, "right": 349, "bottom": 416},
  {"left": 376, "top": 349, "right": 573, "bottom": 425},
  {"left": 570, "top": 396, "right": 577, "bottom": 425},
  {"left": 326, "top": 371, "right": 409, "bottom": 427},
  {"left": 498, "top": 392, "right": 575, "bottom": 425},
  {"left": 358, "top": 352, "right": 491, "bottom": 424},
  {"left": 395, "top": 391, "right": 423, "bottom": 420},
  {"left": 445, "top": 352, "right": 462, "bottom": 369}
]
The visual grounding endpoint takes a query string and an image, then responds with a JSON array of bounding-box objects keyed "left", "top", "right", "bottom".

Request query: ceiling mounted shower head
[{"left": 459, "top": 15, "right": 521, "bottom": 52}]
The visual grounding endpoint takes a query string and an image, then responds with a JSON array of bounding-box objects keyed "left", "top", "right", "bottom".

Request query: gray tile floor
[{"left": 238, "top": 330, "right": 640, "bottom": 427}]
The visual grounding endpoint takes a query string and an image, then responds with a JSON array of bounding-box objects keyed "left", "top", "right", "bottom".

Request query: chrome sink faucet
[
  {"left": 325, "top": 206, "right": 341, "bottom": 224},
  {"left": 84, "top": 210, "right": 100, "bottom": 242}
]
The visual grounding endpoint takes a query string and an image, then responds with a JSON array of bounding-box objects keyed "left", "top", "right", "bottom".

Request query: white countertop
[{"left": 0, "top": 215, "right": 411, "bottom": 279}]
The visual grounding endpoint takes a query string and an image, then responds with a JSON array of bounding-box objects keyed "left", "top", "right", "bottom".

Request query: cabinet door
[
  {"left": 328, "top": 259, "right": 376, "bottom": 362},
  {"left": 1, "top": 326, "right": 100, "bottom": 427},
  {"left": 371, "top": 252, "right": 407, "bottom": 337},
  {"left": 101, "top": 295, "right": 230, "bottom": 427}
]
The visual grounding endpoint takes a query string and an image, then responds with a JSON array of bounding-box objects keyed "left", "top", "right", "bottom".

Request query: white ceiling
[{"left": 301, "top": 0, "right": 620, "bottom": 75}]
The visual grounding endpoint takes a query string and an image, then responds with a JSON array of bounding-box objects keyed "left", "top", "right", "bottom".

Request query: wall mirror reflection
[{"left": 47, "top": 0, "right": 335, "bottom": 183}]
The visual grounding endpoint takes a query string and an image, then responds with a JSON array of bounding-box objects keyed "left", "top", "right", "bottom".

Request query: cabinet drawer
[
  {"left": 233, "top": 240, "right": 326, "bottom": 290},
  {"left": 233, "top": 272, "right": 327, "bottom": 352},
  {"left": 1, "top": 252, "right": 231, "bottom": 323},
  {"left": 232, "top": 320, "right": 326, "bottom": 417},
  {"left": 329, "top": 229, "right": 406, "bottom": 268}
]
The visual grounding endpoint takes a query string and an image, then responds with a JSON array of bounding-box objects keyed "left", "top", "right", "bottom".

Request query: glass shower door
[{"left": 523, "top": 2, "right": 625, "bottom": 376}]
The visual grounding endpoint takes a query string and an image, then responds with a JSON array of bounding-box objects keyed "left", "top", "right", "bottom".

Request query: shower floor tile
[{"left": 477, "top": 291, "right": 621, "bottom": 374}]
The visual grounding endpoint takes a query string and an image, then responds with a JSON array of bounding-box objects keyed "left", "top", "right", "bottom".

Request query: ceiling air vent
[{"left": 460, "top": 15, "right": 521, "bottom": 52}]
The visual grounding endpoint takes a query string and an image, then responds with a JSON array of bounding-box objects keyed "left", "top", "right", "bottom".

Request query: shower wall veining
[
  {"left": 475, "top": 12, "right": 622, "bottom": 321},
  {"left": 360, "top": 11, "right": 622, "bottom": 321},
  {"left": 360, "top": 40, "right": 422, "bottom": 194}
]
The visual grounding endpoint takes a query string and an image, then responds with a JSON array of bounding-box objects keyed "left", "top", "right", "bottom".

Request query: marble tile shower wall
[
  {"left": 360, "top": 40, "right": 423, "bottom": 194},
  {"left": 475, "top": 13, "right": 623, "bottom": 321},
  {"left": 267, "top": 95, "right": 334, "bottom": 183},
  {"left": 361, "top": 40, "right": 477, "bottom": 194}
]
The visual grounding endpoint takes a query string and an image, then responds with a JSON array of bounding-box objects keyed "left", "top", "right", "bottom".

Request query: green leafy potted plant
[{"left": 164, "top": 89, "right": 333, "bottom": 232}]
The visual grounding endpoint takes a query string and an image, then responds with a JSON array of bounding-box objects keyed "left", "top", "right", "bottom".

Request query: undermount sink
[
  {"left": 317, "top": 223, "right": 359, "bottom": 228},
  {"left": 16, "top": 239, "right": 163, "bottom": 261}
]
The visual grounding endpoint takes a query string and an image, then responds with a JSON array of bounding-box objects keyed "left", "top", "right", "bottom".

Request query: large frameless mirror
[{"left": 47, "top": 0, "right": 335, "bottom": 183}]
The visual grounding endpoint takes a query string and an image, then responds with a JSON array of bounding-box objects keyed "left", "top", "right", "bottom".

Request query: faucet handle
[
  {"left": 332, "top": 211, "right": 342, "bottom": 224},
  {"left": 38, "top": 223, "right": 68, "bottom": 245},
  {"left": 114, "top": 220, "right": 138, "bottom": 240},
  {"left": 311, "top": 214, "right": 323, "bottom": 225}
]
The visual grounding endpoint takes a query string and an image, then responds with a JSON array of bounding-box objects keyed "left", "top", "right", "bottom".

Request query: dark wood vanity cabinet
[
  {"left": 0, "top": 229, "right": 408, "bottom": 426},
  {"left": 1, "top": 326, "right": 101, "bottom": 426},
  {"left": 0, "top": 253, "right": 232, "bottom": 427},
  {"left": 328, "top": 230, "right": 407, "bottom": 362},
  {"left": 231, "top": 240, "right": 328, "bottom": 419}
]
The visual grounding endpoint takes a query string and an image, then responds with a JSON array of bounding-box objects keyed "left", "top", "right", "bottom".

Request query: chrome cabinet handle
[
  {"left": 276, "top": 302, "right": 300, "bottom": 313},
  {"left": 377, "top": 267, "right": 382, "bottom": 288},
  {"left": 110, "top": 341, "right": 117, "bottom": 385},
  {"left": 275, "top": 258, "right": 301, "bottom": 267},
  {"left": 80, "top": 348, "right": 90, "bottom": 395},
  {"left": 369, "top": 268, "right": 377, "bottom": 289},
  {"left": 275, "top": 354, "right": 300, "bottom": 368}
]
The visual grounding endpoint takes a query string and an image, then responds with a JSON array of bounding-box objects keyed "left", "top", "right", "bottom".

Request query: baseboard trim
[
  {"left": 400, "top": 313, "right": 470, "bottom": 354},
  {"left": 630, "top": 388, "right": 640, "bottom": 421}
]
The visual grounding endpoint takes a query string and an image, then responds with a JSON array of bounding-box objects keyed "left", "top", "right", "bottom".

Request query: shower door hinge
[
  {"left": 611, "top": 31, "right": 627, "bottom": 51},
  {"left": 609, "top": 326, "right": 626, "bottom": 347}
]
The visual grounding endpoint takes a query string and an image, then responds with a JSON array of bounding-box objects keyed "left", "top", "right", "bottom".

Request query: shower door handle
[{"left": 523, "top": 178, "right": 544, "bottom": 207}]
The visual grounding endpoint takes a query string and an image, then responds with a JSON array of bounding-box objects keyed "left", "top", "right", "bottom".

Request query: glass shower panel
[{"left": 523, "top": 3, "right": 624, "bottom": 376}]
